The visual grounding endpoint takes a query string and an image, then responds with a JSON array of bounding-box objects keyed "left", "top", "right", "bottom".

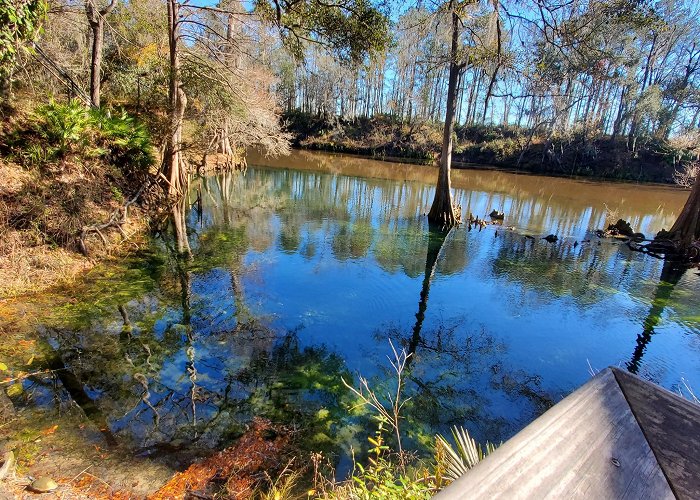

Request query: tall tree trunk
[
  {"left": 481, "top": 6, "right": 502, "bottom": 124},
  {"left": 667, "top": 175, "right": 700, "bottom": 251},
  {"left": 428, "top": 6, "right": 462, "bottom": 227},
  {"left": 86, "top": 0, "right": 117, "bottom": 107},
  {"left": 163, "top": 0, "right": 187, "bottom": 197},
  {"left": 611, "top": 86, "right": 627, "bottom": 141}
]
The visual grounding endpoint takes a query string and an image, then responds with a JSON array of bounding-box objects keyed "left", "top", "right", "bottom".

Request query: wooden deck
[{"left": 436, "top": 367, "right": 700, "bottom": 499}]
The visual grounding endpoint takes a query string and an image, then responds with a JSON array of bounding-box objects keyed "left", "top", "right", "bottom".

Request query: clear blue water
[{"left": 7, "top": 151, "right": 700, "bottom": 470}]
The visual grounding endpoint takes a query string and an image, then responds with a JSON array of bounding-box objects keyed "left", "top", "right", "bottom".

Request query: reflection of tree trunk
[
  {"left": 171, "top": 201, "right": 197, "bottom": 430},
  {"left": 627, "top": 261, "right": 685, "bottom": 374},
  {"left": 118, "top": 305, "right": 132, "bottom": 333},
  {"left": 42, "top": 342, "right": 117, "bottom": 446},
  {"left": 406, "top": 226, "right": 451, "bottom": 367},
  {"left": 172, "top": 198, "right": 192, "bottom": 258},
  {"left": 231, "top": 272, "right": 249, "bottom": 323}
]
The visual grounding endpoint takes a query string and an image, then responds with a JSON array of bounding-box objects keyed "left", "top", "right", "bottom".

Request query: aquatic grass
[{"left": 47, "top": 251, "right": 164, "bottom": 330}]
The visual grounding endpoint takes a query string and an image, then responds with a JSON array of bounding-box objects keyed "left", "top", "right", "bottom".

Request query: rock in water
[
  {"left": 543, "top": 234, "right": 558, "bottom": 243},
  {"left": 607, "top": 219, "right": 634, "bottom": 237},
  {"left": 28, "top": 477, "right": 58, "bottom": 493},
  {"left": 489, "top": 209, "right": 505, "bottom": 220}
]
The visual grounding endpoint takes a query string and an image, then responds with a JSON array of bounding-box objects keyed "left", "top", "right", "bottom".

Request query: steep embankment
[
  {"left": 284, "top": 111, "right": 683, "bottom": 183},
  {"left": 0, "top": 101, "right": 153, "bottom": 297}
]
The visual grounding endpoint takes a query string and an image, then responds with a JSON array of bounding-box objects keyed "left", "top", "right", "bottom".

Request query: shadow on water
[{"left": 38, "top": 339, "right": 118, "bottom": 446}]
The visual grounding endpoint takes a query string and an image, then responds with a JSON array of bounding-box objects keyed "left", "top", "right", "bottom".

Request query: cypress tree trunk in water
[
  {"left": 668, "top": 176, "right": 700, "bottom": 252},
  {"left": 428, "top": 7, "right": 461, "bottom": 228}
]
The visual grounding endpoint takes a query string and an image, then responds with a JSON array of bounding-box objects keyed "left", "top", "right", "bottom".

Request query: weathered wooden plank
[
  {"left": 613, "top": 367, "right": 700, "bottom": 500},
  {"left": 435, "top": 369, "right": 673, "bottom": 499}
]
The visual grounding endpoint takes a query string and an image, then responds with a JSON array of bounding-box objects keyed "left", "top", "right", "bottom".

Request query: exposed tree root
[
  {"left": 628, "top": 237, "right": 700, "bottom": 263},
  {"left": 78, "top": 181, "right": 150, "bottom": 257}
]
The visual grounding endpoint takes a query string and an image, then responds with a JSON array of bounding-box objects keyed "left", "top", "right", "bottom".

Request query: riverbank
[
  {"left": 284, "top": 111, "right": 690, "bottom": 184},
  {"left": 0, "top": 156, "right": 151, "bottom": 298},
  {"left": 0, "top": 101, "right": 154, "bottom": 298}
]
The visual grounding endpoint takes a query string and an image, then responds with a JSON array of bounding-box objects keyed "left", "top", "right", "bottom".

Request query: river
[{"left": 1, "top": 149, "right": 698, "bottom": 488}]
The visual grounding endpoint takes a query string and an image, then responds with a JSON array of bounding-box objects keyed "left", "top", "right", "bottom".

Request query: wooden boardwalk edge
[
  {"left": 612, "top": 367, "right": 700, "bottom": 500},
  {"left": 434, "top": 367, "right": 700, "bottom": 499}
]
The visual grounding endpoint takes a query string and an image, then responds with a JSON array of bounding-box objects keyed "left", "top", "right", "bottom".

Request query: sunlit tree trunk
[
  {"left": 428, "top": 5, "right": 462, "bottom": 227},
  {"left": 667, "top": 175, "right": 700, "bottom": 251},
  {"left": 481, "top": 5, "right": 502, "bottom": 124},
  {"left": 85, "top": 0, "right": 117, "bottom": 107},
  {"left": 163, "top": 0, "right": 187, "bottom": 197}
]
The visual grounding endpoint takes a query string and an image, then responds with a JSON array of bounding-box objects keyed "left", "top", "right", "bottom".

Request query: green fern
[{"left": 90, "top": 107, "right": 154, "bottom": 177}]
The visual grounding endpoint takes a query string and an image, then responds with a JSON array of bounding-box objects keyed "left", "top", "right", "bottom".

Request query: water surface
[{"left": 3, "top": 150, "right": 698, "bottom": 476}]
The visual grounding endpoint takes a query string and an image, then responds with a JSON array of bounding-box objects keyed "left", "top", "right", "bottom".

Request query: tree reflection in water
[
  {"left": 4, "top": 159, "right": 698, "bottom": 475},
  {"left": 627, "top": 261, "right": 686, "bottom": 375},
  {"left": 375, "top": 225, "right": 554, "bottom": 448}
]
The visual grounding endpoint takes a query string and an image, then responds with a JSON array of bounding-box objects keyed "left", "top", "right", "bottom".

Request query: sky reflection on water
[{"left": 8, "top": 151, "right": 699, "bottom": 469}]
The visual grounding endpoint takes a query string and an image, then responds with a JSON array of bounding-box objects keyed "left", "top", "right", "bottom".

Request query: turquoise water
[{"left": 7, "top": 151, "right": 700, "bottom": 471}]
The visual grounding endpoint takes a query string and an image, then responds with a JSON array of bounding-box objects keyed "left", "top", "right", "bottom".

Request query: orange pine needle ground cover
[{"left": 150, "top": 418, "right": 290, "bottom": 500}]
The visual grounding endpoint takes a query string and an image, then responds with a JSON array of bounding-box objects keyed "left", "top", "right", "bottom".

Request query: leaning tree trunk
[
  {"left": 427, "top": 6, "right": 462, "bottom": 228},
  {"left": 86, "top": 0, "right": 116, "bottom": 107},
  {"left": 668, "top": 174, "right": 700, "bottom": 251},
  {"left": 163, "top": 0, "right": 188, "bottom": 197}
]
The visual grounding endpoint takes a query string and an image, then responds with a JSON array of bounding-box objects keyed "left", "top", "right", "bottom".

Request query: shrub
[
  {"left": 24, "top": 100, "right": 153, "bottom": 180},
  {"left": 90, "top": 107, "right": 154, "bottom": 181},
  {"left": 34, "top": 99, "right": 91, "bottom": 157},
  {"left": 479, "top": 138, "right": 520, "bottom": 161}
]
